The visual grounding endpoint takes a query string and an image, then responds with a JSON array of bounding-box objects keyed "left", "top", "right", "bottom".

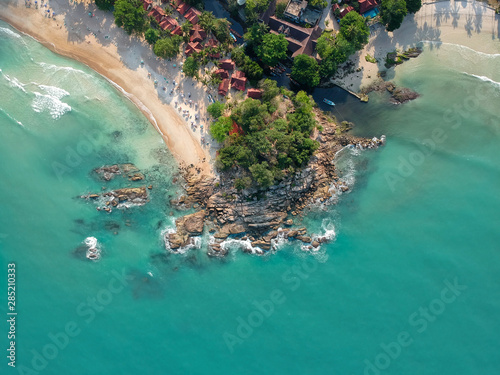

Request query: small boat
[
  {"left": 323, "top": 98, "right": 335, "bottom": 106},
  {"left": 229, "top": 32, "right": 237, "bottom": 42}
]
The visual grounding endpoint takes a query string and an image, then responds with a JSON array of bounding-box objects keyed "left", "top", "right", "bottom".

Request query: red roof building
[
  {"left": 142, "top": 0, "right": 153, "bottom": 11},
  {"left": 359, "top": 0, "right": 378, "bottom": 14},
  {"left": 332, "top": 3, "right": 340, "bottom": 11},
  {"left": 231, "top": 71, "right": 247, "bottom": 91},
  {"left": 218, "top": 78, "right": 230, "bottom": 96},
  {"left": 148, "top": 6, "right": 166, "bottom": 23},
  {"left": 220, "top": 59, "right": 235, "bottom": 71},
  {"left": 176, "top": 1, "right": 190, "bottom": 16},
  {"left": 171, "top": 26, "right": 183, "bottom": 36},
  {"left": 185, "top": 42, "right": 202, "bottom": 56},
  {"left": 339, "top": 6, "right": 354, "bottom": 18},
  {"left": 214, "top": 69, "right": 229, "bottom": 79},
  {"left": 185, "top": 8, "right": 201, "bottom": 24},
  {"left": 159, "top": 16, "right": 179, "bottom": 32},
  {"left": 189, "top": 25, "right": 207, "bottom": 43},
  {"left": 247, "top": 88, "right": 263, "bottom": 99}
]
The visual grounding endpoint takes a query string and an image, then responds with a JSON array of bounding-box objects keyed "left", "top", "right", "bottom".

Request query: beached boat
[
  {"left": 323, "top": 98, "right": 335, "bottom": 106},
  {"left": 229, "top": 32, "right": 237, "bottom": 42}
]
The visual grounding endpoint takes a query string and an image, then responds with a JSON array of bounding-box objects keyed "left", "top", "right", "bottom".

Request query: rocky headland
[{"left": 166, "top": 110, "right": 385, "bottom": 256}]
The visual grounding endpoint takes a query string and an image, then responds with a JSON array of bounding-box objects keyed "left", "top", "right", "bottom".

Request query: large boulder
[{"left": 176, "top": 210, "right": 206, "bottom": 235}]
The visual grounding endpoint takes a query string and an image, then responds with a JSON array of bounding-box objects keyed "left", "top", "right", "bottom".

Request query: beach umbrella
[{"left": 173, "top": 64, "right": 176, "bottom": 68}]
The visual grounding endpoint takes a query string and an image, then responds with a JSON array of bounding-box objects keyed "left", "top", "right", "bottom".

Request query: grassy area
[{"left": 365, "top": 54, "right": 377, "bottom": 63}]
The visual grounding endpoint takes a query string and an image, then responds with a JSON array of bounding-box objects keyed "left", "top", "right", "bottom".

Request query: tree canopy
[
  {"left": 255, "top": 33, "right": 288, "bottom": 66},
  {"left": 153, "top": 36, "right": 182, "bottom": 58},
  {"left": 339, "top": 11, "right": 370, "bottom": 50},
  {"left": 144, "top": 28, "right": 159, "bottom": 45},
  {"left": 291, "top": 54, "right": 320, "bottom": 89},
  {"left": 210, "top": 116, "right": 233, "bottom": 143},
  {"left": 113, "top": 0, "right": 146, "bottom": 34},
  {"left": 380, "top": 0, "right": 407, "bottom": 31},
  {"left": 207, "top": 101, "right": 225, "bottom": 119},
  {"left": 183, "top": 57, "right": 199, "bottom": 77},
  {"left": 405, "top": 0, "right": 422, "bottom": 13},
  {"left": 95, "top": 0, "right": 115, "bottom": 11}
]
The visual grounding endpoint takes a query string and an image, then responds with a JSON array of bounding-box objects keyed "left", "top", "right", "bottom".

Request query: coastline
[
  {"left": 333, "top": 0, "right": 500, "bottom": 92},
  {"left": 0, "top": 0, "right": 213, "bottom": 175}
]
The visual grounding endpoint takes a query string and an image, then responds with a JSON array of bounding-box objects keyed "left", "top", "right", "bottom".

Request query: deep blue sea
[{"left": 1, "top": 21, "right": 500, "bottom": 374}]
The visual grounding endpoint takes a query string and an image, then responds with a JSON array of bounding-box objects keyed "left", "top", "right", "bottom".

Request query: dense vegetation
[
  {"left": 231, "top": 47, "right": 264, "bottom": 83},
  {"left": 212, "top": 80, "right": 320, "bottom": 188},
  {"left": 291, "top": 54, "right": 320, "bottom": 89},
  {"left": 95, "top": 0, "right": 115, "bottom": 11},
  {"left": 317, "top": 11, "right": 369, "bottom": 78},
  {"left": 380, "top": 0, "right": 421, "bottom": 31},
  {"left": 113, "top": 0, "right": 146, "bottom": 34},
  {"left": 244, "top": 24, "right": 289, "bottom": 67}
]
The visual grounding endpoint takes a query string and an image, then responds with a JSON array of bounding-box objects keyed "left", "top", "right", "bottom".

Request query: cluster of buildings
[
  {"left": 214, "top": 59, "right": 263, "bottom": 99},
  {"left": 332, "top": 0, "right": 379, "bottom": 19}
]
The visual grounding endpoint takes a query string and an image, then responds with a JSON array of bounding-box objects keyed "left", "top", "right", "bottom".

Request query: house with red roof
[
  {"left": 148, "top": 6, "right": 166, "bottom": 23},
  {"left": 142, "top": 0, "right": 153, "bottom": 11},
  {"left": 231, "top": 71, "right": 247, "bottom": 91},
  {"left": 159, "top": 16, "right": 179, "bottom": 32},
  {"left": 171, "top": 25, "right": 183, "bottom": 36},
  {"left": 218, "top": 78, "right": 230, "bottom": 96},
  {"left": 229, "top": 121, "right": 244, "bottom": 136},
  {"left": 185, "top": 42, "right": 202, "bottom": 56},
  {"left": 359, "top": 0, "right": 378, "bottom": 14},
  {"left": 189, "top": 25, "right": 207, "bottom": 43},
  {"left": 176, "top": 1, "right": 190, "bottom": 16},
  {"left": 214, "top": 68, "right": 229, "bottom": 79},
  {"left": 220, "top": 59, "right": 235, "bottom": 71},
  {"left": 339, "top": 6, "right": 354, "bottom": 18},
  {"left": 247, "top": 88, "right": 263, "bottom": 99},
  {"left": 185, "top": 8, "right": 202, "bottom": 24},
  {"left": 205, "top": 39, "right": 220, "bottom": 58}
]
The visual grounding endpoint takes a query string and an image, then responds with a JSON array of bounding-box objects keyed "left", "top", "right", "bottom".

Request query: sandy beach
[
  {"left": 334, "top": 0, "right": 500, "bottom": 92},
  {"left": 0, "top": 0, "right": 215, "bottom": 175}
]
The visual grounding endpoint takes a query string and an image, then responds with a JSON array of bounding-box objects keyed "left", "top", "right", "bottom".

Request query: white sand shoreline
[{"left": 333, "top": 0, "right": 500, "bottom": 92}]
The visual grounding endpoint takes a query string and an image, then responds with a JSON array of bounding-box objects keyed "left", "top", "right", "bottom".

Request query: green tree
[
  {"left": 199, "top": 11, "right": 217, "bottom": 35},
  {"left": 144, "top": 28, "right": 159, "bottom": 45},
  {"left": 259, "top": 79, "right": 280, "bottom": 102},
  {"left": 234, "top": 177, "right": 252, "bottom": 190},
  {"left": 207, "top": 101, "right": 225, "bottom": 118},
  {"left": 153, "top": 36, "right": 182, "bottom": 58},
  {"left": 291, "top": 54, "right": 320, "bottom": 89},
  {"left": 95, "top": 0, "right": 115, "bottom": 11},
  {"left": 255, "top": 33, "right": 288, "bottom": 66},
  {"left": 308, "top": 0, "right": 327, "bottom": 8},
  {"left": 210, "top": 116, "right": 233, "bottom": 142},
  {"left": 339, "top": 11, "right": 370, "bottom": 50},
  {"left": 249, "top": 162, "right": 274, "bottom": 187},
  {"left": 242, "top": 59, "right": 263, "bottom": 82},
  {"left": 183, "top": 57, "right": 199, "bottom": 77},
  {"left": 113, "top": 0, "right": 146, "bottom": 34},
  {"left": 214, "top": 18, "right": 231, "bottom": 44},
  {"left": 380, "top": 0, "right": 407, "bottom": 31},
  {"left": 405, "top": 0, "right": 422, "bottom": 13},
  {"left": 181, "top": 21, "right": 193, "bottom": 38},
  {"left": 244, "top": 23, "right": 269, "bottom": 53}
]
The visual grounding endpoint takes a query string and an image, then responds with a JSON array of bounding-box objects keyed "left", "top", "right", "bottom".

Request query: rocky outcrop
[
  {"left": 81, "top": 186, "right": 149, "bottom": 213},
  {"left": 94, "top": 163, "right": 145, "bottom": 182},
  {"left": 361, "top": 80, "right": 419, "bottom": 105},
  {"left": 165, "top": 210, "right": 206, "bottom": 250}
]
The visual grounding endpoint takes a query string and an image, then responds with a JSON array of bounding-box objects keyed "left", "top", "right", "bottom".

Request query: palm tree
[
  {"left": 199, "top": 11, "right": 217, "bottom": 35},
  {"left": 181, "top": 21, "right": 193, "bottom": 37}
]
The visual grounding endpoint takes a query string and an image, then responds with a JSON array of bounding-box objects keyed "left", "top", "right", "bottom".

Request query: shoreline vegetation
[{"left": 1, "top": 0, "right": 498, "bottom": 254}]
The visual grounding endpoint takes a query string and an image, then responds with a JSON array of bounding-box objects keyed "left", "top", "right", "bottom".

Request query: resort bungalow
[
  {"left": 205, "top": 38, "right": 220, "bottom": 59},
  {"left": 171, "top": 25, "right": 183, "bottom": 36},
  {"left": 247, "top": 88, "right": 263, "bottom": 99},
  {"left": 160, "top": 16, "right": 179, "bottom": 32},
  {"left": 231, "top": 71, "right": 247, "bottom": 91},
  {"left": 214, "top": 68, "right": 229, "bottom": 79},
  {"left": 190, "top": 25, "right": 207, "bottom": 43},
  {"left": 185, "top": 41, "right": 202, "bottom": 56},
  {"left": 148, "top": 6, "right": 166, "bottom": 23},
  {"left": 268, "top": 17, "right": 322, "bottom": 58},
  {"left": 339, "top": 6, "right": 354, "bottom": 18},
  {"left": 219, "top": 59, "right": 235, "bottom": 71},
  {"left": 142, "top": 0, "right": 153, "bottom": 11},
  {"left": 176, "top": 1, "right": 190, "bottom": 16},
  {"left": 185, "top": 8, "right": 202, "bottom": 25},
  {"left": 218, "top": 78, "right": 230, "bottom": 96}
]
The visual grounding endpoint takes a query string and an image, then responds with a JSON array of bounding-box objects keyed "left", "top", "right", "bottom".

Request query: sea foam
[{"left": 32, "top": 91, "right": 72, "bottom": 119}]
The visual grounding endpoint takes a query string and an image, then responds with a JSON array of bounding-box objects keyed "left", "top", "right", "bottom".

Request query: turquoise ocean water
[{"left": 1, "top": 21, "right": 500, "bottom": 374}]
